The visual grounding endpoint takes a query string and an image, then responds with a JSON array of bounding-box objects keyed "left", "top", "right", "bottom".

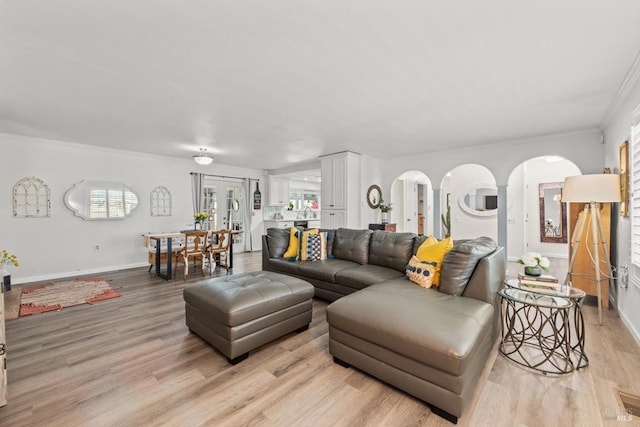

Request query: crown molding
[{"left": 599, "top": 49, "right": 640, "bottom": 129}]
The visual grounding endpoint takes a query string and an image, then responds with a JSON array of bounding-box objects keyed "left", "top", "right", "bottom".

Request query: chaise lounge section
[{"left": 262, "top": 227, "right": 506, "bottom": 423}]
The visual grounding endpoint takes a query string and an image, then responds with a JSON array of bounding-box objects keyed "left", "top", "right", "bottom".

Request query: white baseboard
[
  {"left": 619, "top": 309, "right": 640, "bottom": 346},
  {"left": 12, "top": 262, "right": 149, "bottom": 285}
]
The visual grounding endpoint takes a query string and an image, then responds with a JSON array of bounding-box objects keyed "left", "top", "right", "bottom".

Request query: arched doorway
[
  {"left": 389, "top": 171, "right": 431, "bottom": 234},
  {"left": 507, "top": 156, "right": 581, "bottom": 261}
]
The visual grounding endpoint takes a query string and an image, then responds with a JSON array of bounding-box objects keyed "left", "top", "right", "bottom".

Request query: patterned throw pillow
[
  {"left": 296, "top": 229, "right": 320, "bottom": 261},
  {"left": 300, "top": 231, "right": 327, "bottom": 261},
  {"left": 405, "top": 255, "right": 438, "bottom": 288},
  {"left": 415, "top": 236, "right": 453, "bottom": 285}
]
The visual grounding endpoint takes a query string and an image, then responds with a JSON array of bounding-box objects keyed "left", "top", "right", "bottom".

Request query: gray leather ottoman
[{"left": 184, "top": 271, "right": 314, "bottom": 364}]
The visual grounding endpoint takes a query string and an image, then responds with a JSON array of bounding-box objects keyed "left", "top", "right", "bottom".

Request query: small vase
[
  {"left": 2, "top": 267, "right": 10, "bottom": 292},
  {"left": 524, "top": 266, "right": 542, "bottom": 277},
  {"left": 381, "top": 212, "right": 388, "bottom": 224}
]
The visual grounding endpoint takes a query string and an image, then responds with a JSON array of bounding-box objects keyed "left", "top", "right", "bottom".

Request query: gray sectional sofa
[{"left": 261, "top": 227, "right": 506, "bottom": 423}]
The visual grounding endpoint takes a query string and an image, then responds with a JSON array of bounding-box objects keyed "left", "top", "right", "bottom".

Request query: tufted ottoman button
[{"left": 183, "top": 271, "right": 314, "bottom": 364}]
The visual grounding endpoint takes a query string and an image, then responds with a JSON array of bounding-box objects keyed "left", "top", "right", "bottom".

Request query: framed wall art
[{"left": 620, "top": 140, "right": 629, "bottom": 217}]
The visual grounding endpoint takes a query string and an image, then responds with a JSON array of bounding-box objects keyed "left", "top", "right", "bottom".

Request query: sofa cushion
[
  {"left": 405, "top": 255, "right": 438, "bottom": 288},
  {"left": 415, "top": 236, "right": 453, "bottom": 285},
  {"left": 301, "top": 232, "right": 328, "bottom": 261},
  {"left": 295, "top": 228, "right": 319, "bottom": 260},
  {"left": 265, "top": 228, "right": 290, "bottom": 258},
  {"left": 332, "top": 228, "right": 372, "bottom": 265},
  {"left": 327, "top": 279, "right": 494, "bottom": 377},
  {"left": 368, "top": 230, "right": 415, "bottom": 272},
  {"left": 334, "top": 264, "right": 406, "bottom": 290},
  {"left": 283, "top": 227, "right": 305, "bottom": 259},
  {"left": 320, "top": 229, "right": 337, "bottom": 257},
  {"left": 439, "top": 237, "right": 498, "bottom": 296},
  {"left": 296, "top": 259, "right": 361, "bottom": 283},
  {"left": 412, "top": 235, "right": 428, "bottom": 256}
]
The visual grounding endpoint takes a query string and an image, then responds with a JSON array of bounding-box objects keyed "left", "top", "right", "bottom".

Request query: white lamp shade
[{"left": 562, "top": 174, "right": 621, "bottom": 203}]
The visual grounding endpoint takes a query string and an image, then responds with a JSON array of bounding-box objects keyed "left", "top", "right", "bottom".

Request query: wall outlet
[
  {"left": 95, "top": 245, "right": 100, "bottom": 251},
  {"left": 619, "top": 265, "right": 628, "bottom": 288}
]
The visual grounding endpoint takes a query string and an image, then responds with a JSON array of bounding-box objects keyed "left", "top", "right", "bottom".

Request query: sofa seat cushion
[
  {"left": 334, "top": 265, "right": 405, "bottom": 290},
  {"left": 295, "top": 259, "right": 360, "bottom": 283},
  {"left": 326, "top": 279, "right": 494, "bottom": 376},
  {"left": 265, "top": 258, "right": 302, "bottom": 276}
]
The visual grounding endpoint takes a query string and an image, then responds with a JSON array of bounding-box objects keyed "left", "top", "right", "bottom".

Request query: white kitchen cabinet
[
  {"left": 264, "top": 220, "right": 294, "bottom": 231},
  {"left": 269, "top": 177, "right": 290, "bottom": 206},
  {"left": 321, "top": 210, "right": 346, "bottom": 229},
  {"left": 320, "top": 152, "right": 361, "bottom": 228}
]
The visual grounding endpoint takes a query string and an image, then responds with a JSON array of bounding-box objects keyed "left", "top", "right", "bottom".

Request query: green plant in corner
[{"left": 441, "top": 204, "right": 451, "bottom": 238}]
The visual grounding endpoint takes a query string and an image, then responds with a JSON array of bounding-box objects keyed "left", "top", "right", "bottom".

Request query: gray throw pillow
[
  {"left": 265, "top": 228, "right": 291, "bottom": 258},
  {"left": 439, "top": 236, "right": 498, "bottom": 296}
]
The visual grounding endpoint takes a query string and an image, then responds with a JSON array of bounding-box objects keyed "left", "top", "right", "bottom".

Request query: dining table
[{"left": 146, "top": 229, "right": 243, "bottom": 281}]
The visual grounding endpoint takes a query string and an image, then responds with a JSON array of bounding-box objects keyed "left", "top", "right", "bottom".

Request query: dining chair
[
  {"left": 208, "top": 229, "right": 231, "bottom": 272},
  {"left": 174, "top": 230, "right": 210, "bottom": 280}
]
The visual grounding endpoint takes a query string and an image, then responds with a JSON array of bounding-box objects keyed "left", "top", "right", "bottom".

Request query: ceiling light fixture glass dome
[{"left": 193, "top": 148, "right": 214, "bottom": 165}]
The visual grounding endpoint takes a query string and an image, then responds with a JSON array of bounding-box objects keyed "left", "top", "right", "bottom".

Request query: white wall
[
  {"left": 1, "top": 132, "right": 265, "bottom": 283},
  {"left": 603, "top": 72, "right": 640, "bottom": 344}
]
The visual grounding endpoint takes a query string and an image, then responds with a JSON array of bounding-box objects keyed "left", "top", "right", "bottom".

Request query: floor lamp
[{"left": 562, "top": 174, "right": 621, "bottom": 325}]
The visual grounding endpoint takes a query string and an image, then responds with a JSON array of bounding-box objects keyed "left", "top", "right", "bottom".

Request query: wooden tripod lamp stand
[{"left": 562, "top": 174, "right": 621, "bottom": 325}]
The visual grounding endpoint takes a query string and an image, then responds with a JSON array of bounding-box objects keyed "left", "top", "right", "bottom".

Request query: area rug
[{"left": 19, "top": 278, "right": 120, "bottom": 317}]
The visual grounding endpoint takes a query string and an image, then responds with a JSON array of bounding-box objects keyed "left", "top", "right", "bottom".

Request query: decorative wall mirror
[
  {"left": 150, "top": 186, "right": 172, "bottom": 216},
  {"left": 64, "top": 180, "right": 139, "bottom": 220},
  {"left": 539, "top": 182, "right": 567, "bottom": 243},
  {"left": 13, "top": 176, "right": 51, "bottom": 217},
  {"left": 366, "top": 185, "right": 382, "bottom": 209},
  {"left": 458, "top": 183, "right": 498, "bottom": 217}
]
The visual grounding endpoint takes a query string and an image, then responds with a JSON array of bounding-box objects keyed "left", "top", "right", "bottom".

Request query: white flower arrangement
[{"left": 517, "top": 252, "right": 550, "bottom": 271}]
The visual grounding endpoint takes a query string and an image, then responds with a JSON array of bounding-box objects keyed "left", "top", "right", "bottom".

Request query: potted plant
[
  {"left": 193, "top": 211, "right": 209, "bottom": 230},
  {"left": 379, "top": 201, "right": 393, "bottom": 224},
  {"left": 517, "top": 252, "right": 550, "bottom": 276},
  {"left": 0, "top": 250, "right": 19, "bottom": 292}
]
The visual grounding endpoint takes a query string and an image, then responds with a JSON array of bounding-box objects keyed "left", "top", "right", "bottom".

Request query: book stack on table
[{"left": 517, "top": 273, "right": 561, "bottom": 294}]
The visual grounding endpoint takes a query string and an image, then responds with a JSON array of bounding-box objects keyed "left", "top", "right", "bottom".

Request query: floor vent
[{"left": 614, "top": 388, "right": 640, "bottom": 421}]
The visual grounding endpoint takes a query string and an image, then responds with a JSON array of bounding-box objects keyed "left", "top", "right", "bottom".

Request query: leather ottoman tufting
[{"left": 183, "top": 271, "right": 314, "bottom": 364}]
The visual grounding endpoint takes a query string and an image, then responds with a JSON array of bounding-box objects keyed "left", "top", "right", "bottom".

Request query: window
[
  {"left": 630, "top": 105, "right": 640, "bottom": 268},
  {"left": 13, "top": 176, "right": 51, "bottom": 217},
  {"left": 150, "top": 186, "right": 172, "bottom": 216},
  {"left": 289, "top": 188, "right": 320, "bottom": 210}
]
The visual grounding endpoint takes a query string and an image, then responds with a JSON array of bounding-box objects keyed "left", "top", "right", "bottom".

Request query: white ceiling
[{"left": 2, "top": 1, "right": 639, "bottom": 170}]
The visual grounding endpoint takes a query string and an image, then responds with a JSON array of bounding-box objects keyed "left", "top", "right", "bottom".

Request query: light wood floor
[{"left": 1, "top": 252, "right": 639, "bottom": 426}]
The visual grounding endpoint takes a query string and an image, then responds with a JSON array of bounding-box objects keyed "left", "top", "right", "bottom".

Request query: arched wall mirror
[
  {"left": 64, "top": 180, "right": 139, "bottom": 220},
  {"left": 458, "top": 183, "right": 498, "bottom": 217},
  {"left": 539, "top": 182, "right": 567, "bottom": 243}
]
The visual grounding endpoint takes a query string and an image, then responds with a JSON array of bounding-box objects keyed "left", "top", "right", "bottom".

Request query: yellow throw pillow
[
  {"left": 405, "top": 255, "right": 438, "bottom": 288},
  {"left": 415, "top": 236, "right": 453, "bottom": 285},
  {"left": 283, "top": 227, "right": 301, "bottom": 259}
]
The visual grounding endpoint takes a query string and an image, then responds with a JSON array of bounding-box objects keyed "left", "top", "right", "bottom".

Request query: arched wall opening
[
  {"left": 441, "top": 164, "right": 498, "bottom": 241},
  {"left": 506, "top": 156, "right": 581, "bottom": 261},
  {"left": 389, "top": 170, "right": 432, "bottom": 235}
]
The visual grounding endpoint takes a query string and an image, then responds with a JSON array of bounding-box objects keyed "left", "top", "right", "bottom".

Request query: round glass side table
[
  {"left": 504, "top": 278, "right": 588, "bottom": 369},
  {"left": 498, "top": 287, "right": 574, "bottom": 374}
]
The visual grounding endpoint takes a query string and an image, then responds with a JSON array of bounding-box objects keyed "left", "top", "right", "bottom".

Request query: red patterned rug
[{"left": 19, "top": 277, "right": 120, "bottom": 317}]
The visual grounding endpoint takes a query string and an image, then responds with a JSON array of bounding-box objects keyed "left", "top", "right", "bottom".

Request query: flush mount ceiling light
[{"left": 193, "top": 148, "right": 214, "bottom": 165}]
